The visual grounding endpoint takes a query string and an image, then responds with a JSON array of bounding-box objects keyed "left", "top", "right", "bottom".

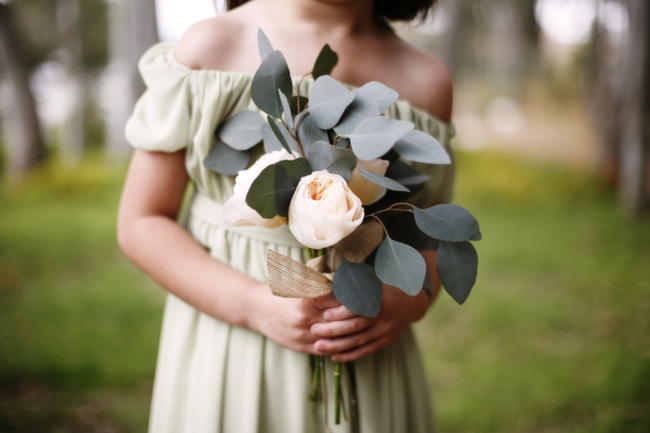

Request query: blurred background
[{"left": 0, "top": 0, "right": 648, "bottom": 432}]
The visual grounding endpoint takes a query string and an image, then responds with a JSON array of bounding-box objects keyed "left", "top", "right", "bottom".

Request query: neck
[{"left": 258, "top": 0, "right": 379, "bottom": 36}]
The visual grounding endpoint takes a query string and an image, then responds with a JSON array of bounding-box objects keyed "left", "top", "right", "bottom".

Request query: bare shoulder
[
  {"left": 173, "top": 12, "right": 252, "bottom": 71},
  {"left": 393, "top": 39, "right": 454, "bottom": 122}
]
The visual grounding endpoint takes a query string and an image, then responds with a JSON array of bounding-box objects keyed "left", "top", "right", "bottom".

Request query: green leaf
[
  {"left": 246, "top": 158, "right": 311, "bottom": 218},
  {"left": 257, "top": 28, "right": 274, "bottom": 60},
  {"left": 358, "top": 167, "right": 410, "bottom": 192},
  {"left": 413, "top": 204, "right": 482, "bottom": 242},
  {"left": 308, "top": 76, "right": 355, "bottom": 130},
  {"left": 346, "top": 117, "right": 413, "bottom": 160},
  {"left": 335, "top": 81, "right": 400, "bottom": 134},
  {"left": 307, "top": 140, "right": 357, "bottom": 180},
  {"left": 386, "top": 160, "right": 429, "bottom": 186},
  {"left": 359, "top": 81, "right": 399, "bottom": 113},
  {"left": 203, "top": 138, "right": 250, "bottom": 175},
  {"left": 252, "top": 51, "right": 293, "bottom": 117},
  {"left": 297, "top": 115, "right": 329, "bottom": 151},
  {"left": 332, "top": 261, "right": 383, "bottom": 318},
  {"left": 374, "top": 237, "right": 426, "bottom": 295},
  {"left": 437, "top": 241, "right": 478, "bottom": 305},
  {"left": 218, "top": 110, "right": 264, "bottom": 150},
  {"left": 393, "top": 130, "right": 451, "bottom": 164},
  {"left": 312, "top": 44, "right": 339, "bottom": 79},
  {"left": 278, "top": 89, "right": 294, "bottom": 129},
  {"left": 267, "top": 116, "right": 294, "bottom": 154},
  {"left": 261, "top": 121, "right": 297, "bottom": 153}
]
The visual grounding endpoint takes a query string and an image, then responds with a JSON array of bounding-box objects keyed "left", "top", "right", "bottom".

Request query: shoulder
[
  {"left": 173, "top": 13, "right": 251, "bottom": 70},
  {"left": 392, "top": 38, "right": 454, "bottom": 122}
]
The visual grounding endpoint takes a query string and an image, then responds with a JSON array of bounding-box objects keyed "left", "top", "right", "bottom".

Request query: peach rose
[{"left": 288, "top": 170, "right": 364, "bottom": 249}]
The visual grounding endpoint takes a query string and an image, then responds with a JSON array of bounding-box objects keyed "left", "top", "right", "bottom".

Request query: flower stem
[
  {"left": 334, "top": 361, "right": 342, "bottom": 424},
  {"left": 309, "top": 355, "right": 322, "bottom": 401}
]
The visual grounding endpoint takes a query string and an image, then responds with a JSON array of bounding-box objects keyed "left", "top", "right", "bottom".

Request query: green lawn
[{"left": 0, "top": 152, "right": 648, "bottom": 432}]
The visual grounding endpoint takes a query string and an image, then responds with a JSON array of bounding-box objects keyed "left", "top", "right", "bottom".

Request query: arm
[{"left": 117, "top": 149, "right": 338, "bottom": 353}]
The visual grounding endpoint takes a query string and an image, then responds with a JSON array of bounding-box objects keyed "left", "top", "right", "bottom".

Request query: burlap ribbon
[{"left": 267, "top": 219, "right": 385, "bottom": 298}]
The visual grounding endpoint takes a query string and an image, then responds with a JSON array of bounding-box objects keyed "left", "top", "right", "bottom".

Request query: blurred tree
[
  {"left": 105, "top": 0, "right": 158, "bottom": 157},
  {"left": 618, "top": 0, "right": 650, "bottom": 214},
  {"left": 0, "top": 3, "right": 46, "bottom": 176},
  {"left": 56, "top": 0, "right": 85, "bottom": 163},
  {"left": 592, "top": 0, "right": 650, "bottom": 214},
  {"left": 477, "top": 0, "right": 540, "bottom": 95}
]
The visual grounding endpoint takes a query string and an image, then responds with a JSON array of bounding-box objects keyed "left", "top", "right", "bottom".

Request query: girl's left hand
[{"left": 310, "top": 285, "right": 432, "bottom": 362}]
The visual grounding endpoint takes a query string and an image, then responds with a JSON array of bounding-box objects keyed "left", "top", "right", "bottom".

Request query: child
[{"left": 117, "top": 1, "right": 454, "bottom": 432}]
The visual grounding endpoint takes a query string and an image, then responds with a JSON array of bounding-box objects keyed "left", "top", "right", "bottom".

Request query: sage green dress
[{"left": 125, "top": 42, "right": 455, "bottom": 433}]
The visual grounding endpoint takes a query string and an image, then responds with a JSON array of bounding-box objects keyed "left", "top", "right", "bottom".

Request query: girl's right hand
[{"left": 249, "top": 287, "right": 342, "bottom": 354}]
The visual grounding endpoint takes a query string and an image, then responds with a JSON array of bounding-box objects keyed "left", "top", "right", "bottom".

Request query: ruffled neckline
[{"left": 147, "top": 42, "right": 454, "bottom": 135}]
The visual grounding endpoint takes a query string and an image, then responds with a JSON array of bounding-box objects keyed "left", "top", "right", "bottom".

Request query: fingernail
[
  {"left": 322, "top": 311, "right": 331, "bottom": 321},
  {"left": 311, "top": 324, "right": 322, "bottom": 335}
]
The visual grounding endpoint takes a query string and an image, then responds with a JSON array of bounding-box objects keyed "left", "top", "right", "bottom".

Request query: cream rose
[
  {"left": 222, "top": 149, "right": 296, "bottom": 228},
  {"left": 288, "top": 170, "right": 364, "bottom": 249},
  {"left": 348, "top": 158, "right": 390, "bottom": 205}
]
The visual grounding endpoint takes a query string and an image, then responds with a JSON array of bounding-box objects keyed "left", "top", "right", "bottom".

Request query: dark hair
[{"left": 225, "top": 0, "right": 437, "bottom": 22}]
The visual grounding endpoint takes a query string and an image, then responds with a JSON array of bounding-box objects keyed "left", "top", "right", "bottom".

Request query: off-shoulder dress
[{"left": 125, "top": 42, "right": 455, "bottom": 433}]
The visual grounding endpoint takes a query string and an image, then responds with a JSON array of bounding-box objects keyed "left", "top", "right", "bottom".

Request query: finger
[
  {"left": 311, "top": 293, "right": 341, "bottom": 310},
  {"left": 322, "top": 304, "right": 357, "bottom": 321},
  {"left": 330, "top": 336, "right": 391, "bottom": 362},
  {"left": 313, "top": 325, "right": 381, "bottom": 355},
  {"left": 311, "top": 316, "right": 374, "bottom": 338}
]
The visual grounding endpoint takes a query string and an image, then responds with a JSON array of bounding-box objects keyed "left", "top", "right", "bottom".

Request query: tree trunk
[
  {"left": 0, "top": 3, "right": 46, "bottom": 176},
  {"left": 618, "top": 0, "right": 650, "bottom": 214},
  {"left": 56, "top": 0, "right": 86, "bottom": 164},
  {"left": 105, "top": 0, "right": 158, "bottom": 158}
]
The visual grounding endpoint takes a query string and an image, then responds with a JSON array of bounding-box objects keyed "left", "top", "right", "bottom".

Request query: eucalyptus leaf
[
  {"left": 347, "top": 117, "right": 413, "bottom": 160},
  {"left": 267, "top": 116, "right": 294, "bottom": 154},
  {"left": 297, "top": 115, "right": 329, "bottom": 151},
  {"left": 218, "top": 110, "right": 264, "bottom": 150},
  {"left": 203, "top": 138, "right": 250, "bottom": 176},
  {"left": 358, "top": 167, "right": 410, "bottom": 192},
  {"left": 335, "top": 82, "right": 400, "bottom": 134},
  {"left": 358, "top": 81, "right": 399, "bottom": 113},
  {"left": 257, "top": 28, "right": 274, "bottom": 60},
  {"left": 307, "top": 140, "right": 357, "bottom": 180},
  {"left": 332, "top": 261, "right": 383, "bottom": 318},
  {"left": 386, "top": 160, "right": 429, "bottom": 186},
  {"left": 413, "top": 204, "right": 482, "bottom": 242},
  {"left": 246, "top": 158, "right": 311, "bottom": 218},
  {"left": 394, "top": 130, "right": 451, "bottom": 164},
  {"left": 374, "top": 237, "right": 426, "bottom": 295},
  {"left": 312, "top": 44, "right": 339, "bottom": 79},
  {"left": 261, "top": 122, "right": 297, "bottom": 152},
  {"left": 437, "top": 241, "right": 478, "bottom": 305},
  {"left": 308, "top": 75, "right": 355, "bottom": 130},
  {"left": 278, "top": 89, "right": 294, "bottom": 129},
  {"left": 251, "top": 51, "right": 293, "bottom": 117}
]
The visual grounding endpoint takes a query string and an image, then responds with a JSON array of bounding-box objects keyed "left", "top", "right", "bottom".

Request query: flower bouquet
[{"left": 204, "top": 29, "right": 481, "bottom": 426}]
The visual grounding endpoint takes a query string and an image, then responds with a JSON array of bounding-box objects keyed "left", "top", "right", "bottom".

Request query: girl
[{"left": 117, "top": 0, "right": 454, "bottom": 432}]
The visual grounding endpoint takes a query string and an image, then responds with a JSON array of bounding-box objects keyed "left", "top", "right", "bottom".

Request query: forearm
[{"left": 118, "top": 214, "right": 266, "bottom": 330}]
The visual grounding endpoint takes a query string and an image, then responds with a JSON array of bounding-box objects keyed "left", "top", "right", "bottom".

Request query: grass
[{"left": 0, "top": 152, "right": 648, "bottom": 432}]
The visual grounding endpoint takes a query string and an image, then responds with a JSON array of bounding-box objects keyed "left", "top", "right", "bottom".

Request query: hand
[
  {"left": 249, "top": 286, "right": 341, "bottom": 355},
  {"left": 310, "top": 285, "right": 432, "bottom": 362}
]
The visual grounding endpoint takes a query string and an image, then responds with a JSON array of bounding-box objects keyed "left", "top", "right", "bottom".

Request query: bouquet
[{"left": 204, "top": 29, "right": 481, "bottom": 426}]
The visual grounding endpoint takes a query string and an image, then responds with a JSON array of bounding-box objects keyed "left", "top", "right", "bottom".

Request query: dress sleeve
[{"left": 125, "top": 43, "right": 193, "bottom": 152}]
